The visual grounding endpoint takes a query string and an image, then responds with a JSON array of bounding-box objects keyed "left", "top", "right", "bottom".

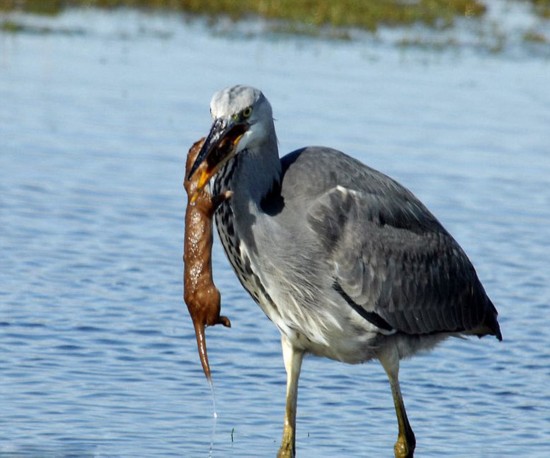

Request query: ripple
[{"left": 1, "top": 8, "right": 549, "bottom": 458}]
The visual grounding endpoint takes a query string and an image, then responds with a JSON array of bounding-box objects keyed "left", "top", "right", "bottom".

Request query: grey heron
[{"left": 188, "top": 85, "right": 502, "bottom": 458}]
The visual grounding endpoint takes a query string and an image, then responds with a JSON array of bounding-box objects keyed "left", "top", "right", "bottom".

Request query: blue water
[{"left": 1, "top": 9, "right": 549, "bottom": 458}]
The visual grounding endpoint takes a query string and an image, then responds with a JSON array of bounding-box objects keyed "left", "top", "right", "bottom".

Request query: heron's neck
[{"left": 231, "top": 128, "right": 281, "bottom": 207}]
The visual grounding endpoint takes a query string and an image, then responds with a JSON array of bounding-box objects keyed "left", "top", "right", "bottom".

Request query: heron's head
[{"left": 187, "top": 85, "right": 273, "bottom": 190}]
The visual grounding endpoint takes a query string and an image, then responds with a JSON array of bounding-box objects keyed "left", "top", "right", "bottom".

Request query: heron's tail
[{"left": 477, "top": 297, "right": 502, "bottom": 341}]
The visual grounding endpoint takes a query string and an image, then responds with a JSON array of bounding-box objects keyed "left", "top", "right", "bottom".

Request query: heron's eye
[{"left": 242, "top": 106, "right": 253, "bottom": 119}]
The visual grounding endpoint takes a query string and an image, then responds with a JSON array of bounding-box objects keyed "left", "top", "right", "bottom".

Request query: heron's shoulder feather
[
  {"left": 281, "top": 146, "right": 414, "bottom": 198},
  {"left": 281, "top": 147, "right": 443, "bottom": 235}
]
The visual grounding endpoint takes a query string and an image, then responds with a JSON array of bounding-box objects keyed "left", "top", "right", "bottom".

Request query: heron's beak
[{"left": 187, "top": 117, "right": 248, "bottom": 191}]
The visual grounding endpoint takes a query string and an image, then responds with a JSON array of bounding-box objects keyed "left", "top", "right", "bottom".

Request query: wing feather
[{"left": 307, "top": 184, "right": 495, "bottom": 336}]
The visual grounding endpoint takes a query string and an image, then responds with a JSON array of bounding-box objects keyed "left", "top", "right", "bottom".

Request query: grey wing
[{"left": 307, "top": 185, "right": 501, "bottom": 338}]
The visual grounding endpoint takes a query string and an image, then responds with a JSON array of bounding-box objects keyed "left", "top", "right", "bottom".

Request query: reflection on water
[{"left": 1, "top": 9, "right": 549, "bottom": 458}]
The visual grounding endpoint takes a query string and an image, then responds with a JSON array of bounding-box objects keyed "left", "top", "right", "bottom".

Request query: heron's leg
[
  {"left": 277, "top": 334, "right": 304, "bottom": 458},
  {"left": 379, "top": 346, "right": 416, "bottom": 458}
]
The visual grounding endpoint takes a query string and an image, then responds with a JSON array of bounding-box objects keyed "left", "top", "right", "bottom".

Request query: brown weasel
[{"left": 184, "top": 137, "right": 231, "bottom": 381}]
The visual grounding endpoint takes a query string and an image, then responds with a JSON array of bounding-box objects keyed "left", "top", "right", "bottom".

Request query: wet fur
[{"left": 184, "top": 138, "right": 231, "bottom": 380}]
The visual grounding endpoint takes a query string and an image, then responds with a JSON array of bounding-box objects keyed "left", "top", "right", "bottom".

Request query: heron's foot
[
  {"left": 394, "top": 433, "right": 415, "bottom": 458},
  {"left": 277, "top": 424, "right": 295, "bottom": 458},
  {"left": 277, "top": 442, "right": 295, "bottom": 458}
]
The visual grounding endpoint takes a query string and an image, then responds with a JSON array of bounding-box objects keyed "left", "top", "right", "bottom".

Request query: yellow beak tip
[{"left": 197, "top": 169, "right": 211, "bottom": 190}]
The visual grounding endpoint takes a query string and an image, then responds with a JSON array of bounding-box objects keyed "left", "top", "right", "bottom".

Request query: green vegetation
[
  {"left": 177, "top": 0, "right": 487, "bottom": 31},
  {"left": 1, "top": 1, "right": 549, "bottom": 25},
  {"left": 0, "top": 0, "right": 488, "bottom": 30},
  {"left": 527, "top": 0, "right": 550, "bottom": 18},
  {"left": 1, "top": 1, "right": 549, "bottom": 28},
  {"left": 0, "top": 0, "right": 549, "bottom": 48}
]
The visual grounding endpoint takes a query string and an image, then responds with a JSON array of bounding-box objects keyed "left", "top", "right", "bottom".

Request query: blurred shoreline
[
  {"left": 1, "top": 1, "right": 549, "bottom": 57},
  {"left": 0, "top": 0, "right": 548, "bottom": 51}
]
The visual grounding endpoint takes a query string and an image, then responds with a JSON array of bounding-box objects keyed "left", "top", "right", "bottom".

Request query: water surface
[{"left": 1, "top": 9, "right": 549, "bottom": 458}]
